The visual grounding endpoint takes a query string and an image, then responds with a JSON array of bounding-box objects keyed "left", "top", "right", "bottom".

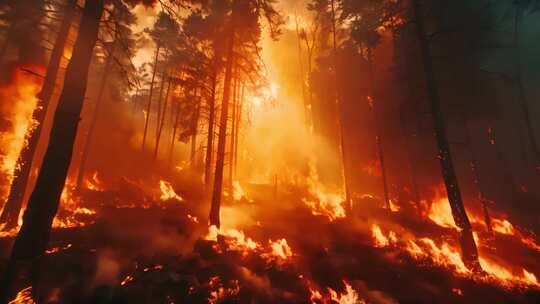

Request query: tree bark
[
  {"left": 75, "top": 40, "right": 116, "bottom": 191},
  {"left": 330, "top": 0, "right": 351, "bottom": 211},
  {"left": 190, "top": 89, "right": 201, "bottom": 169},
  {"left": 0, "top": 0, "right": 104, "bottom": 300},
  {"left": 142, "top": 45, "right": 161, "bottom": 151},
  {"left": 205, "top": 70, "right": 217, "bottom": 188},
  {"left": 234, "top": 84, "right": 244, "bottom": 177},
  {"left": 228, "top": 68, "right": 238, "bottom": 191},
  {"left": 210, "top": 12, "right": 236, "bottom": 228},
  {"left": 412, "top": 0, "right": 480, "bottom": 270},
  {"left": 0, "top": 1, "right": 76, "bottom": 229},
  {"left": 153, "top": 75, "right": 172, "bottom": 160}
]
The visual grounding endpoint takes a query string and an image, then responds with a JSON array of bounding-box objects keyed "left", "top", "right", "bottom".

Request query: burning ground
[{"left": 0, "top": 176, "right": 539, "bottom": 303}]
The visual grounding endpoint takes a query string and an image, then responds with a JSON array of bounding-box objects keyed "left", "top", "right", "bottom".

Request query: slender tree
[
  {"left": 0, "top": 0, "right": 76, "bottom": 229},
  {"left": 0, "top": 0, "right": 105, "bottom": 299},
  {"left": 412, "top": 0, "right": 480, "bottom": 269}
]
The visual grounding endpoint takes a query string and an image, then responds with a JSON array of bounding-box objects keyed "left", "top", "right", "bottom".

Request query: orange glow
[{"left": 309, "top": 280, "right": 366, "bottom": 304}]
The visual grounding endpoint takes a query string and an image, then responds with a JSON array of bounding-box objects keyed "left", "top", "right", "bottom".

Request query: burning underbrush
[{"left": 0, "top": 176, "right": 539, "bottom": 303}]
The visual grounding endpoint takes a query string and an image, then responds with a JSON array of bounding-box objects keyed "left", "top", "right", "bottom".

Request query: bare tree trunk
[
  {"left": 0, "top": 1, "right": 76, "bottom": 229},
  {"left": 0, "top": 1, "right": 103, "bottom": 300},
  {"left": 234, "top": 84, "right": 244, "bottom": 177},
  {"left": 210, "top": 13, "right": 236, "bottom": 228},
  {"left": 153, "top": 75, "right": 172, "bottom": 160},
  {"left": 228, "top": 69, "right": 238, "bottom": 191},
  {"left": 367, "top": 55, "right": 391, "bottom": 211},
  {"left": 142, "top": 45, "right": 161, "bottom": 151},
  {"left": 412, "top": 0, "right": 480, "bottom": 270},
  {"left": 294, "top": 13, "right": 308, "bottom": 126},
  {"left": 190, "top": 90, "right": 201, "bottom": 170},
  {"left": 513, "top": 7, "right": 540, "bottom": 172},
  {"left": 330, "top": 0, "right": 351, "bottom": 211},
  {"left": 75, "top": 40, "right": 116, "bottom": 191},
  {"left": 464, "top": 116, "right": 492, "bottom": 233},
  {"left": 205, "top": 71, "right": 217, "bottom": 188},
  {"left": 168, "top": 100, "right": 180, "bottom": 168}
]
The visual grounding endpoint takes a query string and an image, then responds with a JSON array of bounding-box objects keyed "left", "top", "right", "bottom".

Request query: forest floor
[{"left": 0, "top": 183, "right": 539, "bottom": 304}]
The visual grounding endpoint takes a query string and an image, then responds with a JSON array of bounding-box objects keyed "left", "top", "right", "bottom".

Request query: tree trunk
[
  {"left": 168, "top": 100, "right": 180, "bottom": 168},
  {"left": 75, "top": 40, "right": 116, "bottom": 191},
  {"left": 155, "top": 70, "right": 167, "bottom": 140},
  {"left": 412, "top": 0, "right": 480, "bottom": 270},
  {"left": 514, "top": 7, "right": 540, "bottom": 172},
  {"left": 142, "top": 45, "right": 161, "bottom": 151},
  {"left": 205, "top": 71, "right": 217, "bottom": 188},
  {"left": 153, "top": 75, "right": 172, "bottom": 160},
  {"left": 0, "top": 0, "right": 103, "bottom": 300},
  {"left": 294, "top": 13, "right": 309, "bottom": 127},
  {"left": 0, "top": 1, "right": 76, "bottom": 229},
  {"left": 464, "top": 116, "right": 492, "bottom": 233},
  {"left": 228, "top": 69, "right": 238, "bottom": 191},
  {"left": 367, "top": 55, "right": 391, "bottom": 211},
  {"left": 330, "top": 0, "right": 351, "bottom": 211},
  {"left": 234, "top": 84, "right": 244, "bottom": 177},
  {"left": 190, "top": 90, "right": 201, "bottom": 169},
  {"left": 210, "top": 14, "right": 236, "bottom": 228}
]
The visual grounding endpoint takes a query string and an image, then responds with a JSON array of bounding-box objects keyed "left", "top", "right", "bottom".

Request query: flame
[
  {"left": 232, "top": 180, "right": 245, "bottom": 201},
  {"left": 268, "top": 238, "right": 293, "bottom": 260},
  {"left": 0, "top": 65, "right": 44, "bottom": 200},
  {"left": 84, "top": 171, "right": 104, "bottom": 191},
  {"left": 371, "top": 224, "right": 396, "bottom": 248},
  {"left": 8, "top": 286, "right": 35, "bottom": 304},
  {"left": 491, "top": 218, "right": 515, "bottom": 235},
  {"left": 159, "top": 180, "right": 182, "bottom": 201},
  {"left": 206, "top": 225, "right": 261, "bottom": 254},
  {"left": 303, "top": 159, "right": 346, "bottom": 221},
  {"left": 309, "top": 280, "right": 366, "bottom": 304},
  {"left": 427, "top": 186, "right": 458, "bottom": 229}
]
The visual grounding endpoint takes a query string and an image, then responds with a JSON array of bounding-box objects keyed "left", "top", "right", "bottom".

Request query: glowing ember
[
  {"left": 159, "top": 180, "right": 182, "bottom": 201},
  {"left": 120, "top": 275, "right": 134, "bottom": 286},
  {"left": 8, "top": 286, "right": 35, "bottom": 304},
  {"left": 45, "top": 243, "right": 72, "bottom": 255},
  {"left": 207, "top": 276, "right": 240, "bottom": 304}
]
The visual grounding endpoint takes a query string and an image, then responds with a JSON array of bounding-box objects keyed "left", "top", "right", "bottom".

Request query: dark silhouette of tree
[{"left": 0, "top": 0, "right": 76, "bottom": 229}]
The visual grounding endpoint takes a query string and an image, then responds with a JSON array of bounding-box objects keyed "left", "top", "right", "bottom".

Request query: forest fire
[
  {"left": 0, "top": 0, "right": 539, "bottom": 303},
  {"left": 0, "top": 65, "right": 44, "bottom": 199}
]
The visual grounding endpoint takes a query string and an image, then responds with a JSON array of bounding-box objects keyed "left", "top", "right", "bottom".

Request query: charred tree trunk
[
  {"left": 190, "top": 90, "right": 201, "bottom": 170},
  {"left": 367, "top": 54, "right": 391, "bottom": 211},
  {"left": 155, "top": 70, "right": 168, "bottom": 140},
  {"left": 228, "top": 69, "right": 238, "bottom": 191},
  {"left": 142, "top": 45, "right": 161, "bottom": 151},
  {"left": 464, "top": 116, "right": 492, "bottom": 234},
  {"left": 412, "top": 0, "right": 480, "bottom": 270},
  {"left": 75, "top": 40, "right": 116, "bottom": 192},
  {"left": 154, "top": 75, "right": 172, "bottom": 160},
  {"left": 234, "top": 84, "right": 244, "bottom": 177},
  {"left": 330, "top": 0, "right": 351, "bottom": 211},
  {"left": 0, "top": 1, "right": 76, "bottom": 229},
  {"left": 0, "top": 0, "right": 104, "bottom": 300},
  {"left": 168, "top": 99, "right": 180, "bottom": 168},
  {"left": 294, "top": 13, "right": 308, "bottom": 127},
  {"left": 205, "top": 70, "right": 217, "bottom": 188},
  {"left": 513, "top": 7, "right": 540, "bottom": 172},
  {"left": 210, "top": 14, "right": 236, "bottom": 228}
]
